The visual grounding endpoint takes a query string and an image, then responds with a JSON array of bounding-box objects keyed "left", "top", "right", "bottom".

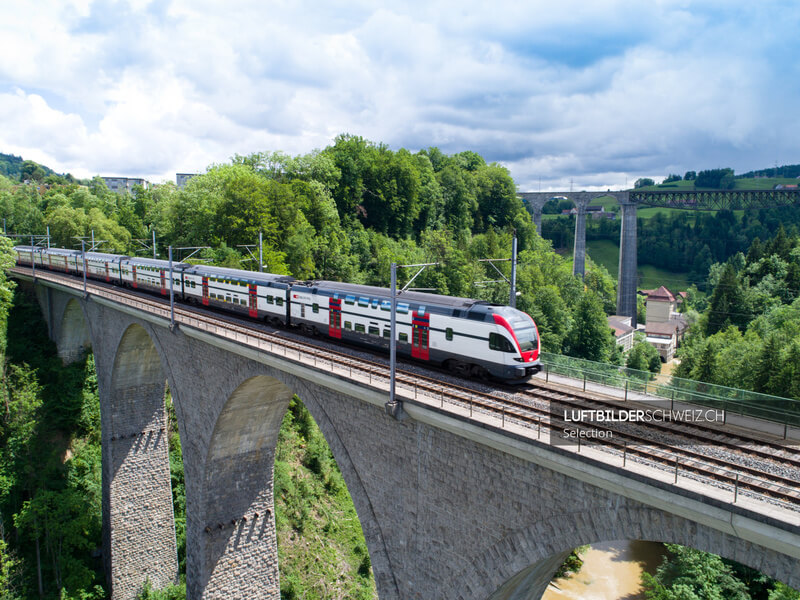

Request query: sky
[{"left": 1, "top": 0, "right": 799, "bottom": 192}]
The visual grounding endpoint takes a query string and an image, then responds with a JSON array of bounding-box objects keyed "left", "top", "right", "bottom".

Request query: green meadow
[{"left": 586, "top": 239, "right": 692, "bottom": 291}]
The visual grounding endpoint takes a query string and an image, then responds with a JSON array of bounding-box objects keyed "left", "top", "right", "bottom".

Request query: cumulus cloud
[{"left": 0, "top": 0, "right": 798, "bottom": 190}]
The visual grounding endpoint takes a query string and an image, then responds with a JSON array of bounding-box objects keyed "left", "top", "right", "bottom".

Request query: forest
[{"left": 1, "top": 140, "right": 799, "bottom": 597}]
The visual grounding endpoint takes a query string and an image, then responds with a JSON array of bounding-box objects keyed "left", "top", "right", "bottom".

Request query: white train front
[{"left": 14, "top": 245, "right": 542, "bottom": 381}]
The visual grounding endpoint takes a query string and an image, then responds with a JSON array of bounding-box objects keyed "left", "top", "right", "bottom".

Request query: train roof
[
  {"left": 184, "top": 264, "right": 296, "bottom": 284},
  {"left": 122, "top": 256, "right": 191, "bottom": 269},
  {"left": 308, "top": 280, "right": 492, "bottom": 310},
  {"left": 40, "top": 247, "right": 79, "bottom": 255},
  {"left": 85, "top": 251, "right": 129, "bottom": 261}
]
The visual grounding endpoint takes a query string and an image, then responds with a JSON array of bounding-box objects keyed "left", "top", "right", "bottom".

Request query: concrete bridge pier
[
  {"left": 616, "top": 196, "right": 638, "bottom": 326},
  {"left": 571, "top": 194, "right": 592, "bottom": 279}
]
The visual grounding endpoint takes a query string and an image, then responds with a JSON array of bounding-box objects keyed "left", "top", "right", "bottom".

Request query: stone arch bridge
[{"left": 14, "top": 270, "right": 800, "bottom": 599}]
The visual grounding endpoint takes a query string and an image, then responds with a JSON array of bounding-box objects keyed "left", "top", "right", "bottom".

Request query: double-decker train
[{"left": 14, "top": 245, "right": 541, "bottom": 382}]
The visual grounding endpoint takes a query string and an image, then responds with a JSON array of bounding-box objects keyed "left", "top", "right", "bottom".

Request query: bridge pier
[
  {"left": 487, "top": 550, "right": 571, "bottom": 600},
  {"left": 616, "top": 198, "right": 638, "bottom": 326},
  {"left": 93, "top": 321, "right": 178, "bottom": 599},
  {"left": 527, "top": 197, "right": 549, "bottom": 234},
  {"left": 571, "top": 194, "right": 591, "bottom": 279}
]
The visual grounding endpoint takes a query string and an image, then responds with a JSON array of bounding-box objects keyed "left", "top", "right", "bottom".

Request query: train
[{"left": 13, "top": 245, "right": 541, "bottom": 382}]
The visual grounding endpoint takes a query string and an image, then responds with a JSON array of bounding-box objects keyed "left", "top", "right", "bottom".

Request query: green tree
[
  {"left": 706, "top": 263, "right": 750, "bottom": 335},
  {"left": 770, "top": 582, "right": 800, "bottom": 600},
  {"left": 634, "top": 177, "right": 655, "bottom": 188},
  {"left": 564, "top": 292, "right": 613, "bottom": 361},
  {"left": 627, "top": 341, "right": 661, "bottom": 374},
  {"left": 641, "top": 545, "right": 750, "bottom": 600}
]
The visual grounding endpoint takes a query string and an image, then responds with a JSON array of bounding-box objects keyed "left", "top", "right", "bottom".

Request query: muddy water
[{"left": 542, "top": 541, "right": 666, "bottom": 600}]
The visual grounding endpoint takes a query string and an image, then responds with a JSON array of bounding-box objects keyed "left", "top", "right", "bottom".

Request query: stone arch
[
  {"left": 57, "top": 298, "right": 91, "bottom": 364},
  {"left": 466, "top": 506, "right": 800, "bottom": 600},
  {"left": 200, "top": 375, "right": 293, "bottom": 599},
  {"left": 106, "top": 323, "right": 177, "bottom": 599}
]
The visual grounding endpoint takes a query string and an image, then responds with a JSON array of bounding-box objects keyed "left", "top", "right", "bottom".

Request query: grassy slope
[
  {"left": 274, "top": 398, "right": 377, "bottom": 600},
  {"left": 586, "top": 239, "right": 692, "bottom": 291}
]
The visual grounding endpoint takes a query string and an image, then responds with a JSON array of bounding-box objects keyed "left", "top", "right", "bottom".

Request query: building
[
  {"left": 102, "top": 177, "right": 150, "bottom": 194},
  {"left": 607, "top": 315, "right": 636, "bottom": 352},
  {"left": 176, "top": 173, "right": 199, "bottom": 189},
  {"left": 586, "top": 205, "right": 616, "bottom": 220},
  {"left": 645, "top": 321, "right": 679, "bottom": 362},
  {"left": 642, "top": 286, "right": 689, "bottom": 361}
]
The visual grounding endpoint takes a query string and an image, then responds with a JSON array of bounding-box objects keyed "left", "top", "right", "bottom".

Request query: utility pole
[
  {"left": 386, "top": 261, "right": 439, "bottom": 419},
  {"left": 153, "top": 229, "right": 157, "bottom": 259},
  {"left": 259, "top": 230, "right": 263, "bottom": 272},
  {"left": 169, "top": 246, "right": 175, "bottom": 329},
  {"left": 389, "top": 262, "right": 397, "bottom": 408},
  {"left": 509, "top": 232, "right": 518, "bottom": 308},
  {"left": 82, "top": 239, "right": 87, "bottom": 295},
  {"left": 30, "top": 235, "right": 35, "bottom": 280}
]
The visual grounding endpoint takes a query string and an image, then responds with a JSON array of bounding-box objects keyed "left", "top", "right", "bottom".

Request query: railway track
[{"left": 14, "top": 266, "right": 800, "bottom": 511}]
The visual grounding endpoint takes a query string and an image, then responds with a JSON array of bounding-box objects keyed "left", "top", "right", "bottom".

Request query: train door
[
  {"left": 248, "top": 283, "right": 258, "bottom": 318},
  {"left": 202, "top": 277, "right": 209, "bottom": 306},
  {"left": 328, "top": 297, "right": 342, "bottom": 339},
  {"left": 160, "top": 269, "right": 166, "bottom": 295},
  {"left": 132, "top": 265, "right": 138, "bottom": 288},
  {"left": 411, "top": 309, "right": 430, "bottom": 360},
  {"left": 105, "top": 261, "right": 110, "bottom": 282}
]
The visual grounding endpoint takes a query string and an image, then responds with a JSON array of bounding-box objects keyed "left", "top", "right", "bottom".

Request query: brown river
[{"left": 542, "top": 541, "right": 666, "bottom": 600}]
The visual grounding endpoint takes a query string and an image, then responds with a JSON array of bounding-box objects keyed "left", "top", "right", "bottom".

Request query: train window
[
  {"left": 380, "top": 300, "right": 391, "bottom": 311},
  {"left": 276, "top": 297, "right": 284, "bottom": 306},
  {"left": 489, "top": 333, "right": 515, "bottom": 352},
  {"left": 358, "top": 297, "right": 369, "bottom": 307},
  {"left": 312, "top": 303, "right": 319, "bottom": 313},
  {"left": 355, "top": 323, "right": 365, "bottom": 333},
  {"left": 371, "top": 299, "right": 379, "bottom": 309},
  {"left": 267, "top": 295, "right": 274, "bottom": 304},
  {"left": 397, "top": 303, "right": 409, "bottom": 314},
  {"left": 344, "top": 321, "right": 352, "bottom": 330},
  {"left": 446, "top": 328, "right": 453, "bottom": 341},
  {"left": 368, "top": 325, "right": 379, "bottom": 336},
  {"left": 383, "top": 329, "right": 390, "bottom": 338},
  {"left": 345, "top": 295, "right": 355, "bottom": 305}
]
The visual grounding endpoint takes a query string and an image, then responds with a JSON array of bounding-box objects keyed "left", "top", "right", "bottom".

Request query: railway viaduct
[
  {"left": 13, "top": 269, "right": 800, "bottom": 600},
  {"left": 519, "top": 188, "right": 800, "bottom": 328}
]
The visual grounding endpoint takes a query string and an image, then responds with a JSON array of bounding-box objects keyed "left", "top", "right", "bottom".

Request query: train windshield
[{"left": 514, "top": 325, "right": 538, "bottom": 352}]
